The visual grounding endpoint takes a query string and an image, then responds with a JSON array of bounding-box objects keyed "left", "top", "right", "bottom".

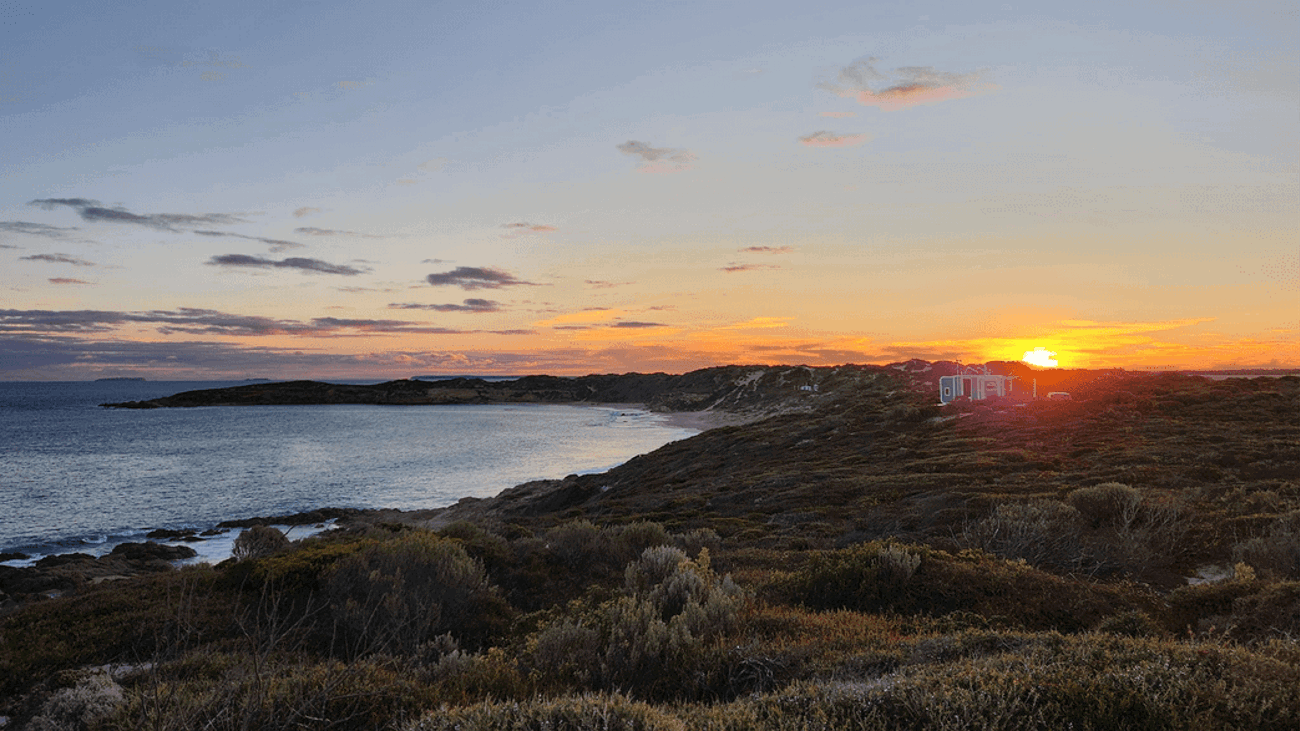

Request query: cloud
[
  {"left": 422, "top": 258, "right": 449, "bottom": 264},
  {"left": 293, "top": 226, "right": 385, "bottom": 239},
  {"left": 799, "top": 130, "right": 869, "bottom": 147},
  {"left": 612, "top": 321, "right": 665, "bottom": 328},
  {"left": 20, "top": 253, "right": 95, "bottom": 266},
  {"left": 584, "top": 279, "right": 630, "bottom": 289},
  {"left": 194, "top": 230, "right": 303, "bottom": 252},
  {"left": 720, "top": 263, "right": 781, "bottom": 272},
  {"left": 293, "top": 207, "right": 321, "bottom": 218},
  {"left": 820, "top": 111, "right": 857, "bottom": 118},
  {"left": 338, "top": 80, "right": 370, "bottom": 90},
  {"left": 389, "top": 299, "right": 501, "bottom": 313},
  {"left": 0, "top": 307, "right": 464, "bottom": 337},
  {"left": 616, "top": 140, "right": 696, "bottom": 174},
  {"left": 0, "top": 221, "right": 80, "bottom": 239},
  {"left": 29, "top": 198, "right": 245, "bottom": 230},
  {"left": 48, "top": 278, "right": 92, "bottom": 285},
  {"left": 819, "top": 57, "right": 997, "bottom": 111},
  {"left": 502, "top": 222, "right": 557, "bottom": 232},
  {"left": 418, "top": 158, "right": 448, "bottom": 172},
  {"left": 720, "top": 316, "right": 792, "bottom": 330},
  {"left": 425, "top": 266, "right": 536, "bottom": 290},
  {"left": 740, "top": 246, "right": 793, "bottom": 254},
  {"left": 206, "top": 254, "right": 366, "bottom": 276}
]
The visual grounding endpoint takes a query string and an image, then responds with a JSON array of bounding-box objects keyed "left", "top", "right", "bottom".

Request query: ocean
[{"left": 0, "top": 380, "right": 698, "bottom": 564}]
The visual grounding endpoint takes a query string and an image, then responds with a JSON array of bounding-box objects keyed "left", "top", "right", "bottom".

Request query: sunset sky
[{"left": 2, "top": 1, "right": 1296, "bottom": 379}]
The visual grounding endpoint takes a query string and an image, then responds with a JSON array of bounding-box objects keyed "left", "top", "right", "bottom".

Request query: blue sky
[{"left": 2, "top": 1, "right": 1296, "bottom": 378}]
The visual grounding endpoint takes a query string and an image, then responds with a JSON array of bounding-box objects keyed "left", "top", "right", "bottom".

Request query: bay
[{"left": 0, "top": 380, "right": 697, "bottom": 560}]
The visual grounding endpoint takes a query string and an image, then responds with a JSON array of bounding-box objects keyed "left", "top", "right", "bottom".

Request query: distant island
[{"left": 93, "top": 377, "right": 146, "bottom": 382}]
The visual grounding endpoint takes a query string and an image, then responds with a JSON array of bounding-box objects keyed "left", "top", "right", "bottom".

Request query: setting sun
[{"left": 1022, "top": 347, "right": 1060, "bottom": 368}]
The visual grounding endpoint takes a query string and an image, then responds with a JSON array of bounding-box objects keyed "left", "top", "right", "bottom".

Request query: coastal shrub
[
  {"left": 422, "top": 646, "right": 530, "bottom": 704},
  {"left": 673, "top": 527, "right": 722, "bottom": 558},
  {"left": 322, "top": 530, "right": 506, "bottom": 656},
  {"left": 231, "top": 525, "right": 291, "bottom": 561},
  {"left": 777, "top": 542, "right": 925, "bottom": 612},
  {"left": 1095, "top": 609, "right": 1165, "bottom": 638},
  {"left": 25, "top": 669, "right": 125, "bottom": 731},
  {"left": 1067, "top": 482, "right": 1142, "bottom": 529},
  {"left": 612, "top": 521, "right": 673, "bottom": 563},
  {"left": 545, "top": 519, "right": 608, "bottom": 569},
  {"left": 958, "top": 501, "right": 1086, "bottom": 572},
  {"left": 109, "top": 653, "right": 431, "bottom": 731},
  {"left": 527, "top": 546, "right": 745, "bottom": 699},
  {"left": 1232, "top": 512, "right": 1300, "bottom": 580},
  {"left": 405, "top": 693, "right": 685, "bottom": 731}
]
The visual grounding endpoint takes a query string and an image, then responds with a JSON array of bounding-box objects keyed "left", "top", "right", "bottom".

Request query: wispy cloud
[
  {"left": 721, "top": 263, "right": 781, "bottom": 272},
  {"left": 337, "top": 80, "right": 371, "bottom": 90},
  {"left": 720, "top": 316, "right": 792, "bottom": 330},
  {"left": 502, "top": 222, "right": 557, "bottom": 232},
  {"left": 820, "top": 111, "right": 857, "bottom": 118},
  {"left": 389, "top": 299, "right": 501, "bottom": 313},
  {"left": 48, "top": 278, "right": 92, "bottom": 285},
  {"left": 819, "top": 57, "right": 997, "bottom": 111},
  {"left": 206, "top": 254, "right": 366, "bottom": 276},
  {"left": 616, "top": 140, "right": 696, "bottom": 174},
  {"left": 20, "top": 253, "right": 95, "bottom": 266},
  {"left": 611, "top": 321, "right": 665, "bottom": 328},
  {"left": 30, "top": 198, "right": 246, "bottom": 230},
  {"left": 425, "top": 266, "right": 536, "bottom": 290},
  {"left": 585, "top": 279, "right": 630, "bottom": 289},
  {"left": 799, "top": 130, "right": 869, "bottom": 147},
  {"left": 418, "top": 158, "right": 448, "bottom": 172},
  {"left": 194, "top": 230, "right": 303, "bottom": 252},
  {"left": 293, "top": 207, "right": 321, "bottom": 218},
  {"left": 293, "top": 226, "right": 386, "bottom": 239},
  {"left": 0, "top": 221, "right": 80, "bottom": 239},
  {"left": 0, "top": 307, "right": 464, "bottom": 337},
  {"left": 740, "top": 246, "right": 793, "bottom": 254}
]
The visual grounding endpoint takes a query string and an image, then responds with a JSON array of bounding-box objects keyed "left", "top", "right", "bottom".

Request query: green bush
[
  {"left": 528, "top": 546, "right": 744, "bottom": 699},
  {"left": 405, "top": 693, "right": 685, "bottom": 731},
  {"left": 1068, "top": 482, "right": 1142, "bottom": 529},
  {"left": 322, "top": 530, "right": 507, "bottom": 656},
  {"left": 231, "top": 525, "right": 291, "bottom": 561},
  {"left": 959, "top": 501, "right": 1087, "bottom": 572},
  {"left": 776, "top": 542, "right": 925, "bottom": 612},
  {"left": 109, "top": 653, "right": 430, "bottom": 731},
  {"left": 1233, "top": 512, "right": 1300, "bottom": 580}
]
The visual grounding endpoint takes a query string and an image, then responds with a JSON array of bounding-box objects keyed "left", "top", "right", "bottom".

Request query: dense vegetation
[{"left": 3, "top": 366, "right": 1298, "bottom": 730}]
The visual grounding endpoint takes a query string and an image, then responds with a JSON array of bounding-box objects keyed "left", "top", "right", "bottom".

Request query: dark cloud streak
[
  {"left": 20, "top": 253, "right": 95, "bottom": 266},
  {"left": 29, "top": 199, "right": 246, "bottom": 230},
  {"left": 1, "top": 221, "right": 81, "bottom": 239},
  {"left": 425, "top": 266, "right": 536, "bottom": 290},
  {"left": 194, "top": 230, "right": 304, "bottom": 252},
  {"left": 389, "top": 299, "right": 501, "bottom": 313},
  {"left": 207, "top": 254, "right": 365, "bottom": 276}
]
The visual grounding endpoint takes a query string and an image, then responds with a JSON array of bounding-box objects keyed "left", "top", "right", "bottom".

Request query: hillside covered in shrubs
[{"left": 2, "top": 365, "right": 1298, "bottom": 730}]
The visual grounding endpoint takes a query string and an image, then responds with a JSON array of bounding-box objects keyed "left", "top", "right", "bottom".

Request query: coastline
[{"left": 2, "top": 403, "right": 720, "bottom": 572}]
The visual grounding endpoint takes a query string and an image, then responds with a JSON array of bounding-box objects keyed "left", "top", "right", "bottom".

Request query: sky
[{"left": 1, "top": 0, "right": 1296, "bottom": 379}]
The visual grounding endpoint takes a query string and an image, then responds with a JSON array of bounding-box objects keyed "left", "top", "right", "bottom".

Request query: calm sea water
[{"left": 0, "top": 380, "right": 697, "bottom": 561}]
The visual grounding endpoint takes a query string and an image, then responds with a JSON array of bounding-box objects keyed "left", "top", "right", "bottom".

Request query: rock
[
  {"left": 34, "top": 553, "right": 94, "bottom": 568},
  {"left": 0, "top": 552, "right": 30, "bottom": 562},
  {"left": 108, "top": 542, "right": 197, "bottom": 561},
  {"left": 145, "top": 529, "right": 196, "bottom": 540}
]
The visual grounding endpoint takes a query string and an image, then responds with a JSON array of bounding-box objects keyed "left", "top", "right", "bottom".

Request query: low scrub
[{"left": 322, "top": 530, "right": 510, "bottom": 656}]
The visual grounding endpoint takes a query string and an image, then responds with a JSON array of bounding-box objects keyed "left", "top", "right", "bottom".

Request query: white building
[{"left": 939, "top": 366, "right": 1015, "bottom": 404}]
